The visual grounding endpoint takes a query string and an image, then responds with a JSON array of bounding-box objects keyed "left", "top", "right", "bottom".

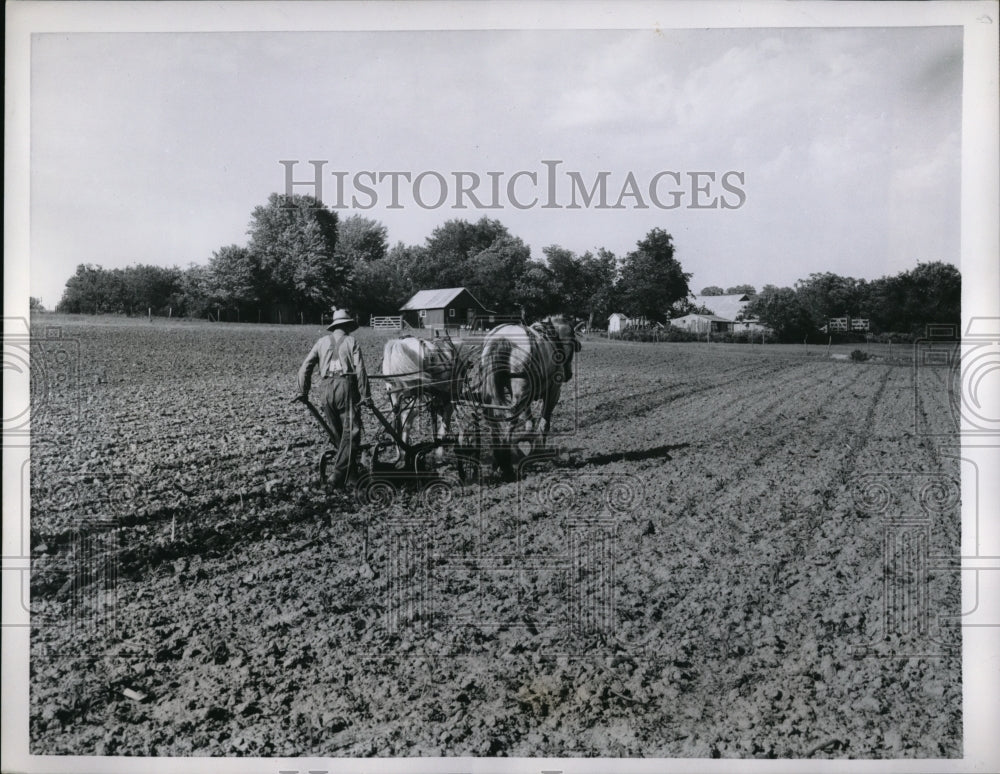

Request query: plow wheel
[
  {"left": 319, "top": 441, "right": 382, "bottom": 483},
  {"left": 405, "top": 441, "right": 442, "bottom": 476}
]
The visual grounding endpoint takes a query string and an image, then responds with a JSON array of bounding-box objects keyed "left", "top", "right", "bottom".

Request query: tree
[
  {"left": 121, "top": 265, "right": 182, "bottom": 315},
  {"left": 209, "top": 245, "right": 259, "bottom": 309},
  {"left": 57, "top": 264, "right": 116, "bottom": 314},
  {"left": 794, "top": 272, "right": 866, "bottom": 328},
  {"left": 413, "top": 217, "right": 512, "bottom": 289},
  {"left": 514, "top": 262, "right": 559, "bottom": 320},
  {"left": 726, "top": 284, "right": 757, "bottom": 296},
  {"left": 616, "top": 228, "right": 691, "bottom": 323},
  {"left": 545, "top": 246, "right": 618, "bottom": 324},
  {"left": 743, "top": 286, "right": 813, "bottom": 341},
  {"left": 30, "top": 297, "right": 45, "bottom": 312},
  {"left": 581, "top": 248, "right": 619, "bottom": 325},
  {"left": 868, "top": 261, "right": 960, "bottom": 334},
  {"left": 246, "top": 193, "right": 345, "bottom": 311},
  {"left": 335, "top": 215, "right": 388, "bottom": 265},
  {"left": 177, "top": 263, "right": 214, "bottom": 317},
  {"left": 352, "top": 242, "right": 423, "bottom": 318},
  {"left": 700, "top": 286, "right": 725, "bottom": 296},
  {"left": 669, "top": 296, "right": 713, "bottom": 318},
  {"left": 465, "top": 235, "right": 532, "bottom": 313}
]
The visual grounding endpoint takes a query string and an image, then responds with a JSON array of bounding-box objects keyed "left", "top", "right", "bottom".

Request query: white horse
[
  {"left": 380, "top": 335, "right": 465, "bottom": 464},
  {"left": 480, "top": 315, "right": 581, "bottom": 479}
]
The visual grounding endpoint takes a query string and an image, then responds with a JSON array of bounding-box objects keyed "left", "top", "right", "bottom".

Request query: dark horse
[{"left": 480, "top": 315, "right": 582, "bottom": 479}]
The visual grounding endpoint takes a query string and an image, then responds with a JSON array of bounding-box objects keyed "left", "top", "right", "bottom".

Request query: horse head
[{"left": 537, "top": 315, "right": 581, "bottom": 382}]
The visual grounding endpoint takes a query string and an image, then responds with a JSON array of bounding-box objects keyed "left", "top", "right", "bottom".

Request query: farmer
[{"left": 297, "top": 309, "right": 372, "bottom": 488}]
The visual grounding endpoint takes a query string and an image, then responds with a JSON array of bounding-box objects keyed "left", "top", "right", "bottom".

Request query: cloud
[{"left": 28, "top": 26, "right": 963, "bottom": 304}]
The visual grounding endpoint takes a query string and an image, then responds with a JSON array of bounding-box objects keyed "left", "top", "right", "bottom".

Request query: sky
[{"left": 28, "top": 24, "right": 963, "bottom": 308}]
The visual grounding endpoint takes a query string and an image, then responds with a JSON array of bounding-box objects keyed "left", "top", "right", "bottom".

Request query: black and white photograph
[{"left": 4, "top": 1, "right": 999, "bottom": 772}]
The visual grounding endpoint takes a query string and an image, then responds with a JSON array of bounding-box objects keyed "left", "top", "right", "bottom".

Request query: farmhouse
[{"left": 399, "top": 287, "right": 492, "bottom": 330}]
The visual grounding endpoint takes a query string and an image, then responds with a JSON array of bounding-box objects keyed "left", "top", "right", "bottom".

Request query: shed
[
  {"left": 608, "top": 312, "right": 629, "bottom": 334},
  {"left": 399, "top": 287, "right": 492, "bottom": 330},
  {"left": 608, "top": 313, "right": 659, "bottom": 334}
]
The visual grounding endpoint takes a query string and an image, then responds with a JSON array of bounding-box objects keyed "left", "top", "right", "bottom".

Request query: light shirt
[{"left": 298, "top": 333, "right": 369, "bottom": 399}]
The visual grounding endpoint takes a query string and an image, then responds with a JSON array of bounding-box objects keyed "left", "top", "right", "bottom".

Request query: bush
[
  {"left": 850, "top": 349, "right": 870, "bottom": 362},
  {"left": 616, "top": 326, "right": 701, "bottom": 342},
  {"left": 870, "top": 331, "right": 917, "bottom": 344},
  {"left": 712, "top": 329, "right": 779, "bottom": 345}
]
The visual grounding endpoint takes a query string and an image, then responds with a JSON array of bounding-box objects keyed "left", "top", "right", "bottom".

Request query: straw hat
[{"left": 326, "top": 309, "right": 357, "bottom": 331}]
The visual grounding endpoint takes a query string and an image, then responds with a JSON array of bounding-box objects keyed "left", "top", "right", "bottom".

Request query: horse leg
[
  {"left": 538, "top": 384, "right": 561, "bottom": 450},
  {"left": 486, "top": 403, "right": 515, "bottom": 482},
  {"left": 433, "top": 401, "right": 451, "bottom": 464},
  {"left": 395, "top": 395, "right": 416, "bottom": 469},
  {"left": 386, "top": 389, "right": 403, "bottom": 465}
]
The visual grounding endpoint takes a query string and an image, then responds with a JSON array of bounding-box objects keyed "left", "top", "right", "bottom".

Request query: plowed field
[{"left": 29, "top": 316, "right": 961, "bottom": 758}]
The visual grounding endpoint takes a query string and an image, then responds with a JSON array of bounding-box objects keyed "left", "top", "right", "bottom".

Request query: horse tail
[
  {"left": 483, "top": 334, "right": 515, "bottom": 477},
  {"left": 486, "top": 337, "right": 511, "bottom": 408}
]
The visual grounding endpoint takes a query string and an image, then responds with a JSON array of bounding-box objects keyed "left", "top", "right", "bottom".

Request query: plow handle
[{"left": 292, "top": 394, "right": 339, "bottom": 445}]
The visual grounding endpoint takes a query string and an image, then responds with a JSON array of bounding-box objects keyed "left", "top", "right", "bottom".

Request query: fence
[{"left": 370, "top": 315, "right": 403, "bottom": 330}]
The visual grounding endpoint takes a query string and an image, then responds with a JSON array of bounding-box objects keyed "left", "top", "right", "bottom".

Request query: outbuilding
[
  {"left": 608, "top": 312, "right": 629, "bottom": 334},
  {"left": 399, "top": 287, "right": 492, "bottom": 331},
  {"left": 689, "top": 293, "right": 769, "bottom": 333},
  {"left": 671, "top": 313, "right": 732, "bottom": 334}
]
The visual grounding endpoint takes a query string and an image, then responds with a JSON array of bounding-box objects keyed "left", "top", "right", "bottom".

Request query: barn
[
  {"left": 671, "top": 313, "right": 733, "bottom": 334},
  {"left": 399, "top": 287, "right": 492, "bottom": 331},
  {"left": 690, "top": 293, "right": 751, "bottom": 320},
  {"left": 689, "top": 293, "right": 769, "bottom": 334}
]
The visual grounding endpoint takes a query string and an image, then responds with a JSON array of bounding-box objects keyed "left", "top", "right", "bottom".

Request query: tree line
[
  {"left": 54, "top": 193, "right": 691, "bottom": 327},
  {"left": 54, "top": 192, "right": 959, "bottom": 338},
  {"left": 742, "top": 263, "right": 961, "bottom": 341}
]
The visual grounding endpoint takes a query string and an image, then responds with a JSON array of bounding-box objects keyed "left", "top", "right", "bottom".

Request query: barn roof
[
  {"left": 673, "top": 313, "right": 731, "bottom": 323},
  {"left": 400, "top": 287, "right": 489, "bottom": 311},
  {"left": 690, "top": 293, "right": 751, "bottom": 321}
]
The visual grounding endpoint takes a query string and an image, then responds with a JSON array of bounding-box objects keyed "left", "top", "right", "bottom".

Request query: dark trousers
[{"left": 320, "top": 375, "right": 363, "bottom": 485}]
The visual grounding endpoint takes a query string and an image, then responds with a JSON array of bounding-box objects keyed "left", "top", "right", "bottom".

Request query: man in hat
[{"left": 298, "top": 309, "right": 372, "bottom": 488}]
